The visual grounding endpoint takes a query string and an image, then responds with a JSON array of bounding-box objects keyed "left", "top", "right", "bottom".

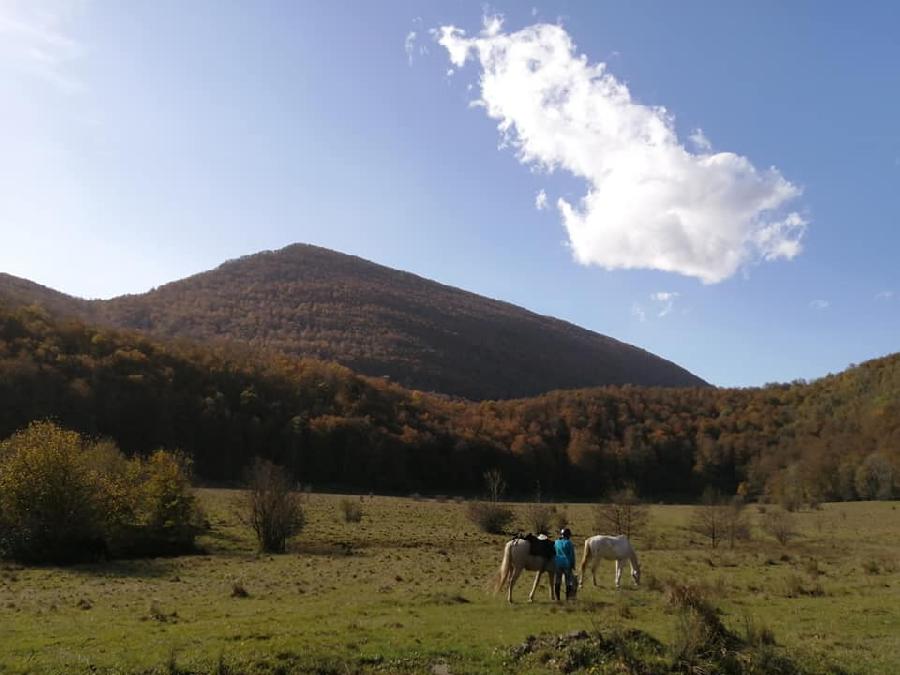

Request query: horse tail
[
  {"left": 580, "top": 537, "right": 592, "bottom": 579},
  {"left": 495, "top": 540, "right": 513, "bottom": 594}
]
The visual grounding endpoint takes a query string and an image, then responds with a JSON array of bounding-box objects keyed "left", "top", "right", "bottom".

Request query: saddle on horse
[{"left": 522, "top": 533, "right": 555, "bottom": 560}]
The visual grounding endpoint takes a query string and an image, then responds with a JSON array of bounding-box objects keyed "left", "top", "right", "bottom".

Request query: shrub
[
  {"left": 855, "top": 453, "right": 895, "bottom": 500},
  {"left": 339, "top": 497, "right": 364, "bottom": 523},
  {"left": 664, "top": 580, "right": 715, "bottom": 615},
  {"left": 688, "top": 488, "right": 728, "bottom": 548},
  {"left": 0, "top": 422, "right": 200, "bottom": 563},
  {"left": 742, "top": 615, "right": 776, "bottom": 647},
  {"left": 466, "top": 501, "right": 514, "bottom": 534},
  {"left": 551, "top": 507, "right": 570, "bottom": 533},
  {"left": 241, "top": 458, "right": 305, "bottom": 553},
  {"left": 524, "top": 503, "right": 556, "bottom": 535},
  {"left": 762, "top": 508, "right": 797, "bottom": 545},
  {"left": 0, "top": 422, "right": 103, "bottom": 563},
  {"left": 593, "top": 487, "right": 648, "bottom": 539},
  {"left": 122, "top": 450, "right": 201, "bottom": 556}
]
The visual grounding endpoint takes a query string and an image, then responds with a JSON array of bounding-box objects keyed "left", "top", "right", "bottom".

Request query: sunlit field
[{"left": 1, "top": 491, "right": 898, "bottom": 674}]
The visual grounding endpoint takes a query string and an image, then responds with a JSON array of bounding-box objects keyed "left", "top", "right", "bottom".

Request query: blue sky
[{"left": 1, "top": 1, "right": 897, "bottom": 387}]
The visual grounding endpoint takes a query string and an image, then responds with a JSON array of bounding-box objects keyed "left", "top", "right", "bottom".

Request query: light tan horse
[
  {"left": 579, "top": 534, "right": 641, "bottom": 589},
  {"left": 495, "top": 538, "right": 558, "bottom": 603}
]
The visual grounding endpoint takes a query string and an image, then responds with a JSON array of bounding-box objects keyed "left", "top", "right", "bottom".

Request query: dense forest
[
  {"left": 0, "top": 244, "right": 706, "bottom": 399},
  {"left": 1, "top": 303, "right": 896, "bottom": 502}
]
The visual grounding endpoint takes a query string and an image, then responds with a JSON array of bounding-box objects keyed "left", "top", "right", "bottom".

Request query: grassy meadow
[{"left": 1, "top": 491, "right": 898, "bottom": 674}]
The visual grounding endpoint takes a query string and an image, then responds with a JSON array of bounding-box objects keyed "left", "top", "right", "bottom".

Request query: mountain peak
[{"left": 1, "top": 244, "right": 708, "bottom": 398}]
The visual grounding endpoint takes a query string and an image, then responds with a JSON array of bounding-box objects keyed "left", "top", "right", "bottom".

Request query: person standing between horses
[{"left": 554, "top": 528, "right": 577, "bottom": 600}]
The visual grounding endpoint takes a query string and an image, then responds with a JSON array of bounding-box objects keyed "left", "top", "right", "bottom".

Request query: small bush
[
  {"left": 339, "top": 497, "right": 364, "bottom": 523},
  {"left": 664, "top": 580, "right": 716, "bottom": 615},
  {"left": 781, "top": 572, "right": 806, "bottom": 598},
  {"left": 762, "top": 508, "right": 797, "bottom": 545},
  {"left": 593, "top": 487, "right": 648, "bottom": 539},
  {"left": 862, "top": 559, "right": 880, "bottom": 575},
  {"left": 241, "top": 458, "right": 305, "bottom": 553},
  {"left": 742, "top": 615, "right": 776, "bottom": 647},
  {"left": 466, "top": 501, "right": 514, "bottom": 534},
  {"left": 524, "top": 503, "right": 556, "bottom": 535},
  {"left": 781, "top": 572, "right": 825, "bottom": 598},
  {"left": 802, "top": 557, "right": 823, "bottom": 579}
]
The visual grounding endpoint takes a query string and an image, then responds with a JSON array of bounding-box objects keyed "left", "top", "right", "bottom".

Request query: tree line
[{"left": 1, "top": 303, "right": 896, "bottom": 503}]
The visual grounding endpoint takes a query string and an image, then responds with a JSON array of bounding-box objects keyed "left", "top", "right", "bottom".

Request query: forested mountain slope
[
  {"left": 0, "top": 244, "right": 706, "bottom": 399},
  {"left": 1, "top": 303, "right": 895, "bottom": 501}
]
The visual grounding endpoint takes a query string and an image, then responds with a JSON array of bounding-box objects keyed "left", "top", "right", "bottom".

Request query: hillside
[
  {"left": 0, "top": 303, "right": 896, "bottom": 500},
  {"left": 0, "top": 244, "right": 706, "bottom": 399}
]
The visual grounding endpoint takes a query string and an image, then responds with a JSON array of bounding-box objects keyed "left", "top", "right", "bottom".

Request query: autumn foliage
[
  {"left": 0, "top": 420, "right": 200, "bottom": 563},
  {"left": 0, "top": 303, "right": 897, "bottom": 503}
]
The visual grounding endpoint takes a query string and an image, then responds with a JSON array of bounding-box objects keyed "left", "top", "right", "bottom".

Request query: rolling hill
[{"left": 0, "top": 244, "right": 707, "bottom": 399}]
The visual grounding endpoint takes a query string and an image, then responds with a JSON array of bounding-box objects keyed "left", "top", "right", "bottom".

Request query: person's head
[{"left": 560, "top": 527, "right": 571, "bottom": 539}]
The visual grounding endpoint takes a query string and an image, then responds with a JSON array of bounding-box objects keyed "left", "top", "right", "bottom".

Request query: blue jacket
[{"left": 555, "top": 538, "right": 575, "bottom": 570}]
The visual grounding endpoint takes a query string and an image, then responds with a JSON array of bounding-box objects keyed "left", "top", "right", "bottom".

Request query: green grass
[{"left": 1, "top": 493, "right": 898, "bottom": 673}]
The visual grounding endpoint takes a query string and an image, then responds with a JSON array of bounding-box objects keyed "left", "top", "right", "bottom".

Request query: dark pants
[{"left": 554, "top": 567, "right": 576, "bottom": 600}]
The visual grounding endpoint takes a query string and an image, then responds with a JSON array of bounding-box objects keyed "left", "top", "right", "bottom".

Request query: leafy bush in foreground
[{"left": 0, "top": 421, "right": 200, "bottom": 563}]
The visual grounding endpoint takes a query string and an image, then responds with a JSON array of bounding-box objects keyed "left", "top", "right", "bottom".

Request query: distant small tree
[
  {"left": 762, "top": 507, "right": 796, "bottom": 545},
  {"left": 525, "top": 503, "right": 556, "bottom": 535},
  {"left": 339, "top": 497, "right": 364, "bottom": 523},
  {"left": 593, "top": 487, "right": 648, "bottom": 539},
  {"left": 483, "top": 468, "right": 506, "bottom": 503},
  {"left": 722, "top": 496, "right": 751, "bottom": 548},
  {"left": 241, "top": 458, "right": 305, "bottom": 553},
  {"left": 466, "top": 468, "right": 513, "bottom": 534},
  {"left": 689, "top": 488, "right": 728, "bottom": 549}
]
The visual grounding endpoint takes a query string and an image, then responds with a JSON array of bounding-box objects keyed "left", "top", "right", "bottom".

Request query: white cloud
[
  {"left": 650, "top": 291, "right": 679, "bottom": 317},
  {"left": 482, "top": 13, "right": 504, "bottom": 37},
  {"left": 689, "top": 128, "right": 712, "bottom": 152},
  {"left": 875, "top": 290, "right": 894, "bottom": 301},
  {"left": 809, "top": 299, "right": 830, "bottom": 310},
  {"left": 436, "top": 20, "right": 807, "bottom": 284},
  {"left": 0, "top": 0, "right": 86, "bottom": 92},
  {"left": 535, "top": 189, "right": 548, "bottom": 210},
  {"left": 631, "top": 302, "right": 646, "bottom": 322},
  {"left": 405, "top": 31, "right": 417, "bottom": 65}
]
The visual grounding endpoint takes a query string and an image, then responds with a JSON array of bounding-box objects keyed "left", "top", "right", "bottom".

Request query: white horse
[
  {"left": 495, "top": 538, "right": 558, "bottom": 603},
  {"left": 580, "top": 535, "right": 641, "bottom": 589}
]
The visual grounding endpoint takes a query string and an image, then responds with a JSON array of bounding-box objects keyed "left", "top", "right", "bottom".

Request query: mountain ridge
[{"left": 0, "top": 243, "right": 707, "bottom": 399}]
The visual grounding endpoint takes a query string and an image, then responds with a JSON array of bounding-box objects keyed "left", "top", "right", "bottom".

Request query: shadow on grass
[
  {"left": 199, "top": 527, "right": 251, "bottom": 554},
  {"left": 293, "top": 540, "right": 363, "bottom": 557},
  {"left": 66, "top": 557, "right": 182, "bottom": 579}
]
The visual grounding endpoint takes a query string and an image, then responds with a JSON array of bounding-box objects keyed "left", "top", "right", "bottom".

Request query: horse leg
[
  {"left": 615, "top": 559, "right": 622, "bottom": 588},
  {"left": 508, "top": 566, "right": 523, "bottom": 603},
  {"left": 528, "top": 570, "right": 542, "bottom": 603},
  {"left": 592, "top": 563, "right": 598, "bottom": 587}
]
